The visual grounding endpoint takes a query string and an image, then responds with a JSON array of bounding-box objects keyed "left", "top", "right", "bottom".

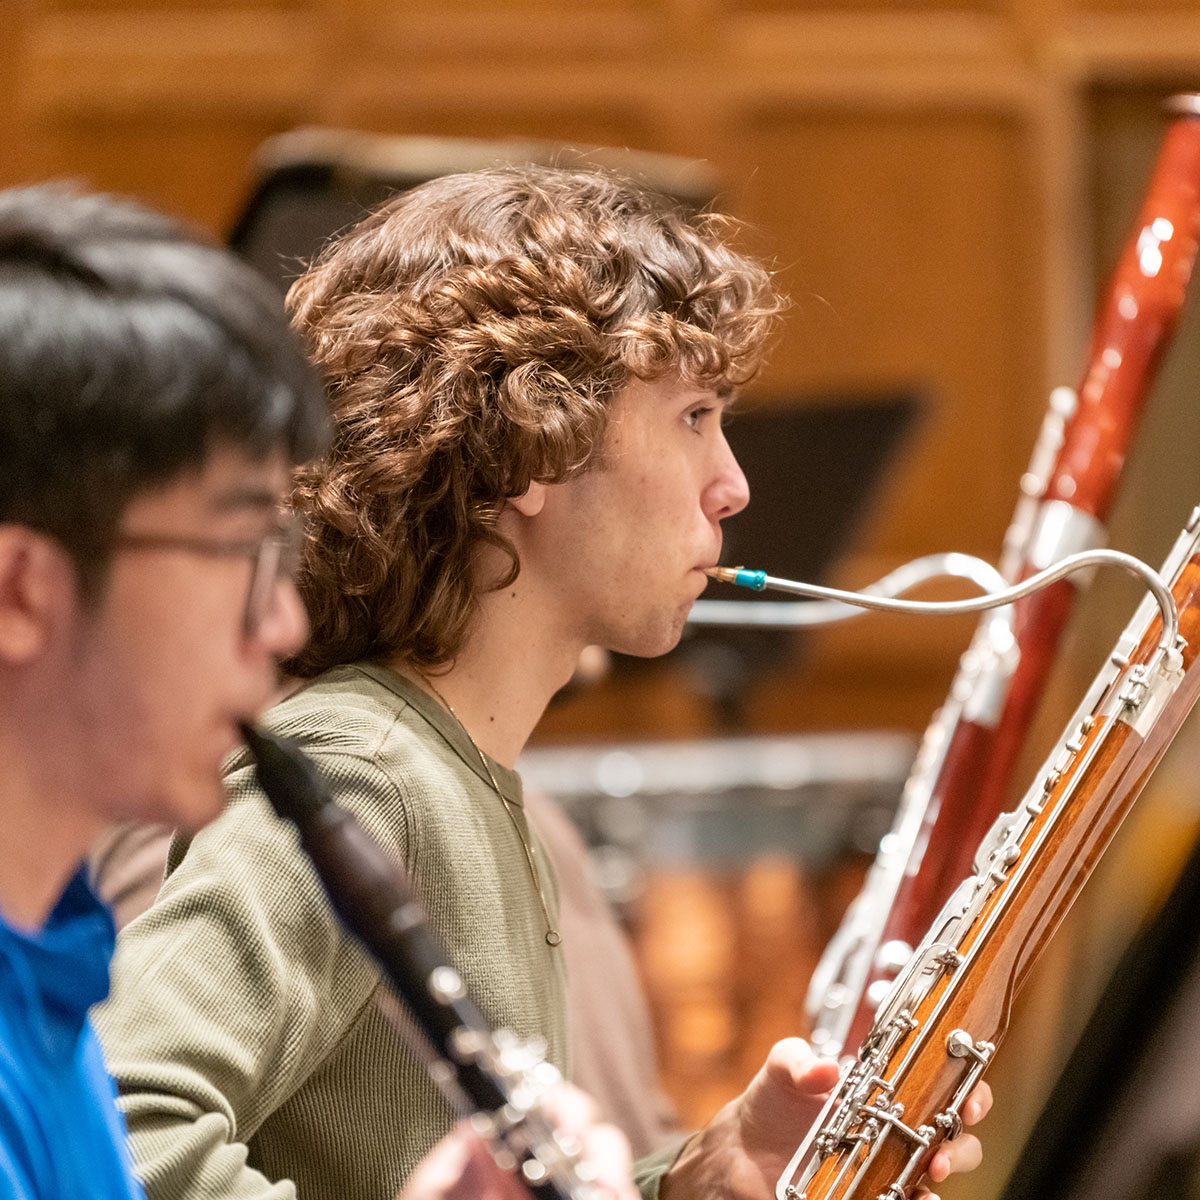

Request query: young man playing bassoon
[{"left": 96, "top": 166, "right": 989, "bottom": 1200}]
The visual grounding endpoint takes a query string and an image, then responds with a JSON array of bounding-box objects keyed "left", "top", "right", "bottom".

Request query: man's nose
[{"left": 707, "top": 433, "right": 751, "bottom": 521}]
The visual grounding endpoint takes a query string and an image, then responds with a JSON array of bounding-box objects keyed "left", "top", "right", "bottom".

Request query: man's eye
[{"left": 684, "top": 406, "right": 712, "bottom": 429}]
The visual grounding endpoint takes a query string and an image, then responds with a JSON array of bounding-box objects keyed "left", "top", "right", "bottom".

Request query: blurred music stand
[
  {"left": 228, "top": 127, "right": 721, "bottom": 290},
  {"left": 637, "top": 395, "right": 919, "bottom": 727}
]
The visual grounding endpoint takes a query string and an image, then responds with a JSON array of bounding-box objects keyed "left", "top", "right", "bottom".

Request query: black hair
[{"left": 0, "top": 184, "right": 329, "bottom": 592}]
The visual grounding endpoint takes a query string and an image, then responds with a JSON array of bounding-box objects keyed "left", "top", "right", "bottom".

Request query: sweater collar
[{"left": 349, "top": 663, "right": 524, "bottom": 806}]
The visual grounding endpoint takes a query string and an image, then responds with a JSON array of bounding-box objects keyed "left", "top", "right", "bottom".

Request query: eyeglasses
[{"left": 116, "top": 517, "right": 303, "bottom": 637}]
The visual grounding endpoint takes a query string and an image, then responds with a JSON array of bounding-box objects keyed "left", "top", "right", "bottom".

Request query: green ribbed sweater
[{"left": 93, "top": 664, "right": 592, "bottom": 1200}]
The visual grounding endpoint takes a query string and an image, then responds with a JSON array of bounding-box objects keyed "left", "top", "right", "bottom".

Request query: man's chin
[{"left": 609, "top": 610, "right": 691, "bottom": 659}]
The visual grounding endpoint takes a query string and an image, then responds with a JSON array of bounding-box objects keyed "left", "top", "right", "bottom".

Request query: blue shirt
[{"left": 0, "top": 872, "right": 143, "bottom": 1199}]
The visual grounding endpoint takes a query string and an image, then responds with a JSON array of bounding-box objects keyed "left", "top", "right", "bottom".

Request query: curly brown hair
[{"left": 286, "top": 164, "right": 783, "bottom": 677}]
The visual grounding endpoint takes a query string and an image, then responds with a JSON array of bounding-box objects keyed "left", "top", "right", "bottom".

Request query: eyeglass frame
[{"left": 114, "top": 515, "right": 303, "bottom": 638}]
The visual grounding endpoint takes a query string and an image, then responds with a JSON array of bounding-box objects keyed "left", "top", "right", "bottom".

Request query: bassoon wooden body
[
  {"left": 807, "top": 93, "right": 1200, "bottom": 1059},
  {"left": 780, "top": 506, "right": 1200, "bottom": 1200}
]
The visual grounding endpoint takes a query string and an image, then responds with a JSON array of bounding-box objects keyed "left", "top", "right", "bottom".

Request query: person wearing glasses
[
  {"left": 95, "top": 165, "right": 990, "bottom": 1200},
  {"left": 0, "top": 183, "right": 635, "bottom": 1200}
]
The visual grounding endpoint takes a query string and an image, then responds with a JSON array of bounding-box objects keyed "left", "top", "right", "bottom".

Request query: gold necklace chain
[{"left": 418, "top": 674, "right": 561, "bottom": 948}]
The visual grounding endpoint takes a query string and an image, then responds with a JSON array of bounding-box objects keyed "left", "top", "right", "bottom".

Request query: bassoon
[
  {"left": 804, "top": 92, "right": 1200, "bottom": 1059},
  {"left": 238, "top": 722, "right": 603, "bottom": 1200},
  {"left": 774, "top": 503, "right": 1200, "bottom": 1200}
]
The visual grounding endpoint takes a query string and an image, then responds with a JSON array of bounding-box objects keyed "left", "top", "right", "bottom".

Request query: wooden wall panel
[
  {"left": 1051, "top": 11, "right": 1200, "bottom": 80},
  {"left": 1077, "top": 0, "right": 1200, "bottom": 11},
  {"left": 735, "top": 0, "right": 1005, "bottom": 12},
  {"left": 26, "top": 119, "right": 293, "bottom": 231},
  {"left": 0, "top": 4, "right": 35, "bottom": 186},
  {"left": 313, "top": 103, "right": 658, "bottom": 162},
  {"left": 21, "top": 9, "right": 317, "bottom": 121},
  {"left": 734, "top": 110, "right": 1043, "bottom": 556},
  {"left": 42, "top": 0, "right": 307, "bottom": 9}
]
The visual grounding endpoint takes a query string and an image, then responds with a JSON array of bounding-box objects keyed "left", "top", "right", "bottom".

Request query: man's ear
[
  {"left": 507, "top": 481, "right": 547, "bottom": 518},
  {"left": 0, "top": 527, "right": 73, "bottom": 664}
]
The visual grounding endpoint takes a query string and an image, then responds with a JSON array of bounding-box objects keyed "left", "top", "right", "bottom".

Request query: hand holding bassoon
[
  {"left": 656, "top": 1039, "right": 988, "bottom": 1200},
  {"left": 779, "top": 506, "right": 1200, "bottom": 1200}
]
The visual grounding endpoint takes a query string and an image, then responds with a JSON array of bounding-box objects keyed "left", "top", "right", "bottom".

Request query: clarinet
[
  {"left": 238, "top": 722, "right": 602, "bottom": 1200},
  {"left": 805, "top": 92, "right": 1200, "bottom": 1059},
  {"left": 776, "top": 504, "right": 1200, "bottom": 1200}
]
